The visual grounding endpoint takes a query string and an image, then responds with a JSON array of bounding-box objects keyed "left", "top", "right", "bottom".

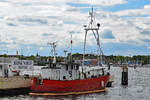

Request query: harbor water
[{"left": 0, "top": 67, "right": 150, "bottom": 100}]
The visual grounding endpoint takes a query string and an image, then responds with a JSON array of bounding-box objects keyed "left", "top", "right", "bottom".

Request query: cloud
[
  {"left": 71, "top": 0, "right": 127, "bottom": 6},
  {"left": 101, "top": 29, "right": 115, "bottom": 39},
  {"left": 148, "top": 46, "right": 150, "bottom": 49},
  {"left": 7, "top": 22, "right": 17, "bottom": 26},
  {"left": 0, "top": 2, "right": 10, "bottom": 7},
  {"left": 141, "top": 30, "right": 150, "bottom": 35},
  {"left": 18, "top": 16, "right": 48, "bottom": 25},
  {"left": 39, "top": 47, "right": 43, "bottom": 51},
  {"left": 96, "top": 6, "right": 150, "bottom": 45},
  {"left": 0, "top": 0, "right": 149, "bottom": 56},
  {"left": 114, "top": 5, "right": 150, "bottom": 17},
  {"left": 144, "top": 5, "right": 150, "bottom": 9},
  {"left": 57, "top": 20, "right": 63, "bottom": 26},
  {"left": 42, "top": 33, "right": 51, "bottom": 37},
  {"left": 141, "top": 39, "right": 150, "bottom": 44}
]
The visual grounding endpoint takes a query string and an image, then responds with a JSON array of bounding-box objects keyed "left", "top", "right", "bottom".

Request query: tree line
[{"left": 1, "top": 53, "right": 150, "bottom": 65}]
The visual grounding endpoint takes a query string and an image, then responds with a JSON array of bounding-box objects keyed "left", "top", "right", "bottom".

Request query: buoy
[{"left": 121, "top": 65, "right": 128, "bottom": 85}]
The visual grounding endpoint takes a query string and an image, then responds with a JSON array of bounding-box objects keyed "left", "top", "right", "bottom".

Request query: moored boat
[
  {"left": 30, "top": 63, "right": 109, "bottom": 94},
  {"left": 30, "top": 63, "right": 109, "bottom": 95},
  {"left": 0, "top": 58, "right": 34, "bottom": 96},
  {"left": 30, "top": 7, "right": 110, "bottom": 96}
]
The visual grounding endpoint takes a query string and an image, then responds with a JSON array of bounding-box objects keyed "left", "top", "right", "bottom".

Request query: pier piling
[{"left": 121, "top": 65, "right": 128, "bottom": 85}]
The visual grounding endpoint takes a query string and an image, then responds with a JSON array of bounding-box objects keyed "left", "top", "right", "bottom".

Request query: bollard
[{"left": 121, "top": 65, "right": 128, "bottom": 85}]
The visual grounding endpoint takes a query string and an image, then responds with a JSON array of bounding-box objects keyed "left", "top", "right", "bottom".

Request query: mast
[
  {"left": 64, "top": 50, "right": 67, "bottom": 62},
  {"left": 70, "top": 34, "right": 73, "bottom": 62},
  {"left": 83, "top": 7, "right": 103, "bottom": 66},
  {"left": 48, "top": 42, "right": 57, "bottom": 63}
]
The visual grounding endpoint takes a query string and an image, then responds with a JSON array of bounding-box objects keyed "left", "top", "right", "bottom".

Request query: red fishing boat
[{"left": 30, "top": 7, "right": 110, "bottom": 96}]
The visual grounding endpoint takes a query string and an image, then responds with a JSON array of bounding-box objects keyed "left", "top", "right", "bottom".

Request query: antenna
[
  {"left": 70, "top": 34, "right": 73, "bottom": 55},
  {"left": 70, "top": 34, "right": 73, "bottom": 62},
  {"left": 64, "top": 50, "right": 67, "bottom": 57},
  {"left": 48, "top": 42, "right": 57, "bottom": 63},
  {"left": 64, "top": 50, "right": 67, "bottom": 62}
]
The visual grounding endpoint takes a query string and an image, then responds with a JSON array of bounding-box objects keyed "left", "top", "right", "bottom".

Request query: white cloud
[
  {"left": 0, "top": 2, "right": 10, "bottom": 7},
  {"left": 144, "top": 5, "right": 150, "bottom": 9},
  {"left": 114, "top": 5, "right": 150, "bottom": 17},
  {"left": 39, "top": 47, "right": 43, "bottom": 51},
  {"left": 72, "top": 0, "right": 127, "bottom": 6},
  {"left": 96, "top": 5, "right": 150, "bottom": 44},
  {"left": 0, "top": 0, "right": 150, "bottom": 55},
  {"left": 148, "top": 46, "right": 150, "bottom": 49}
]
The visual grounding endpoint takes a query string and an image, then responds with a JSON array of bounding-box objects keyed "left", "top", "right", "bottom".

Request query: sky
[{"left": 0, "top": 0, "right": 150, "bottom": 56}]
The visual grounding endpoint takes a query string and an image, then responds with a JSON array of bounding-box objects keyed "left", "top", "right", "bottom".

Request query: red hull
[{"left": 30, "top": 75, "right": 109, "bottom": 94}]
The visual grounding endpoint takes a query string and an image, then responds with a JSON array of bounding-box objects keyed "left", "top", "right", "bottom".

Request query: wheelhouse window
[
  {"left": 71, "top": 65, "right": 73, "bottom": 70},
  {"left": 74, "top": 65, "right": 79, "bottom": 70}
]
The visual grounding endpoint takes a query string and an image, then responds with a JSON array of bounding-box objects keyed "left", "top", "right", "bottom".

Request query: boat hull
[
  {"left": 29, "top": 88, "right": 106, "bottom": 96},
  {"left": 30, "top": 75, "right": 109, "bottom": 95},
  {"left": 0, "top": 76, "right": 31, "bottom": 96}
]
